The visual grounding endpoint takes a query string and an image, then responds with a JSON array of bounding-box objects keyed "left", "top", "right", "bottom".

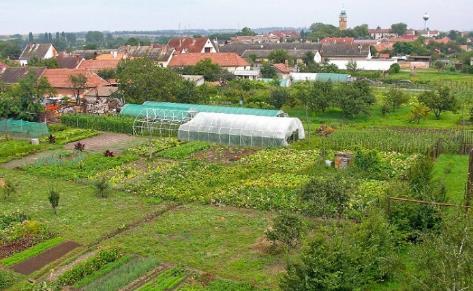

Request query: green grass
[
  {"left": 0, "top": 169, "right": 163, "bottom": 245},
  {"left": 433, "top": 154, "right": 469, "bottom": 204},
  {"left": 0, "top": 268, "right": 21, "bottom": 289},
  {"left": 138, "top": 267, "right": 187, "bottom": 291},
  {"left": 75, "top": 255, "right": 133, "bottom": 288},
  {"left": 158, "top": 142, "right": 210, "bottom": 159},
  {"left": 384, "top": 70, "right": 473, "bottom": 84},
  {"left": 83, "top": 256, "right": 160, "bottom": 291},
  {"left": 0, "top": 237, "right": 64, "bottom": 267},
  {"left": 180, "top": 279, "right": 262, "bottom": 290},
  {"left": 104, "top": 205, "right": 285, "bottom": 289}
]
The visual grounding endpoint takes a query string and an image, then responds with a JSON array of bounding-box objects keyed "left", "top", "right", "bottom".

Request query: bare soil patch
[
  {"left": 64, "top": 133, "right": 144, "bottom": 153},
  {"left": 11, "top": 241, "right": 80, "bottom": 275},
  {"left": 192, "top": 147, "right": 257, "bottom": 164}
]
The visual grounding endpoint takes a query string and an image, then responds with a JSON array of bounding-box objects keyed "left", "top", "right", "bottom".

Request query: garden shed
[{"left": 178, "top": 112, "right": 305, "bottom": 147}]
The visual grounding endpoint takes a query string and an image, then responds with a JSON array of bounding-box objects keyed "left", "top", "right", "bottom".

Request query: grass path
[{"left": 433, "top": 154, "right": 469, "bottom": 204}]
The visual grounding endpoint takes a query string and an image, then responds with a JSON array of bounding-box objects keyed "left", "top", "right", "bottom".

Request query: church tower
[{"left": 339, "top": 10, "right": 348, "bottom": 31}]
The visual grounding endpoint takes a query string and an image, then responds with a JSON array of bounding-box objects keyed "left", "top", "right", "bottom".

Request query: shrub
[
  {"left": 388, "top": 63, "right": 401, "bottom": 74},
  {"left": 281, "top": 211, "right": 400, "bottom": 290},
  {"left": 300, "top": 174, "right": 354, "bottom": 218},
  {"left": 57, "top": 248, "right": 122, "bottom": 287},
  {"left": 94, "top": 178, "right": 110, "bottom": 198},
  {"left": 104, "top": 150, "right": 115, "bottom": 157},
  {"left": 383, "top": 88, "right": 409, "bottom": 112},
  {"left": 48, "top": 189, "right": 60, "bottom": 214},
  {"left": 0, "top": 269, "right": 17, "bottom": 289},
  {"left": 266, "top": 213, "right": 305, "bottom": 250}
]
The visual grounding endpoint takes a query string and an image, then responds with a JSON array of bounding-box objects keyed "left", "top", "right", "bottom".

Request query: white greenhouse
[{"left": 178, "top": 113, "right": 305, "bottom": 147}]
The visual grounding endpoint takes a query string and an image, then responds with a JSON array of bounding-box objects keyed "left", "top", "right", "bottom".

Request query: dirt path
[
  {"left": 64, "top": 133, "right": 145, "bottom": 153},
  {"left": 11, "top": 241, "right": 80, "bottom": 275},
  {"left": 0, "top": 149, "right": 64, "bottom": 169},
  {"left": 46, "top": 249, "right": 97, "bottom": 282}
]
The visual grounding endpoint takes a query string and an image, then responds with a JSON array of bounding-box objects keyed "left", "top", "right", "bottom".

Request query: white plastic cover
[{"left": 178, "top": 112, "right": 305, "bottom": 147}]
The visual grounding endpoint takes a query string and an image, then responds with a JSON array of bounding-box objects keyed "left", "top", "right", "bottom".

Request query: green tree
[
  {"left": 192, "top": 59, "right": 222, "bottom": 81},
  {"left": 337, "top": 81, "right": 375, "bottom": 118},
  {"left": 48, "top": 189, "right": 60, "bottom": 214},
  {"left": 260, "top": 63, "right": 277, "bottom": 78},
  {"left": 237, "top": 27, "right": 257, "bottom": 36},
  {"left": 384, "top": 88, "right": 409, "bottom": 112},
  {"left": 268, "top": 49, "right": 290, "bottom": 64},
  {"left": 269, "top": 87, "right": 289, "bottom": 109},
  {"left": 391, "top": 23, "right": 408, "bottom": 36},
  {"left": 117, "top": 58, "right": 187, "bottom": 104},
  {"left": 70, "top": 74, "right": 88, "bottom": 105},
  {"left": 97, "top": 69, "right": 117, "bottom": 80},
  {"left": 94, "top": 178, "right": 110, "bottom": 198},
  {"left": 300, "top": 174, "right": 353, "bottom": 218},
  {"left": 352, "top": 24, "right": 369, "bottom": 38},
  {"left": 303, "top": 51, "right": 315, "bottom": 65},
  {"left": 418, "top": 87, "right": 456, "bottom": 119},
  {"left": 409, "top": 212, "right": 473, "bottom": 290},
  {"left": 85, "top": 31, "right": 105, "bottom": 47},
  {"left": 388, "top": 63, "right": 401, "bottom": 74},
  {"left": 281, "top": 211, "right": 400, "bottom": 290},
  {"left": 309, "top": 23, "right": 340, "bottom": 40},
  {"left": 266, "top": 213, "right": 305, "bottom": 250}
]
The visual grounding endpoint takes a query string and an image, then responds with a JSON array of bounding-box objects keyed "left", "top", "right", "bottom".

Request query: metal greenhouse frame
[{"left": 132, "top": 108, "right": 197, "bottom": 137}]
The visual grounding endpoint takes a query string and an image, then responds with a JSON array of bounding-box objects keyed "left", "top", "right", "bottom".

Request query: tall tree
[
  {"left": 391, "top": 23, "right": 408, "bottom": 36},
  {"left": 28, "top": 32, "right": 34, "bottom": 43},
  {"left": 70, "top": 74, "right": 88, "bottom": 105},
  {"left": 418, "top": 86, "right": 457, "bottom": 119}
]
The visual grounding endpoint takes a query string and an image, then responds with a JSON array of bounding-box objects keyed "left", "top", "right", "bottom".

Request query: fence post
[{"left": 466, "top": 149, "right": 473, "bottom": 210}]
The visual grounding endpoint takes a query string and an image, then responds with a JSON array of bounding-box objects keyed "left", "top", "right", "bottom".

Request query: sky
[{"left": 0, "top": 0, "right": 471, "bottom": 35}]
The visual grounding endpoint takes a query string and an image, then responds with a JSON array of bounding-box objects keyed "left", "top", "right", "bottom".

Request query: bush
[
  {"left": 388, "top": 63, "right": 401, "bottom": 74},
  {"left": 57, "top": 248, "right": 122, "bottom": 287},
  {"left": 300, "top": 174, "right": 354, "bottom": 218},
  {"left": 266, "top": 213, "right": 305, "bottom": 249},
  {"left": 94, "top": 178, "right": 111, "bottom": 198},
  {"left": 0, "top": 269, "right": 17, "bottom": 289},
  {"left": 281, "top": 211, "right": 400, "bottom": 290},
  {"left": 383, "top": 88, "right": 409, "bottom": 112}
]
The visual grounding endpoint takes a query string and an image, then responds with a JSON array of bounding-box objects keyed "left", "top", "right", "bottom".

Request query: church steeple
[{"left": 339, "top": 9, "right": 348, "bottom": 31}]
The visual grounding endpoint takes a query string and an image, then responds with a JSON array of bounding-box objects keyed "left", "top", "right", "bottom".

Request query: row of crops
[{"left": 297, "top": 127, "right": 473, "bottom": 155}]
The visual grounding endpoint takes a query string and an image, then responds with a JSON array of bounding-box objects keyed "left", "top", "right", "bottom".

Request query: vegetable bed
[
  {"left": 1, "top": 237, "right": 64, "bottom": 267},
  {"left": 138, "top": 267, "right": 187, "bottom": 291}
]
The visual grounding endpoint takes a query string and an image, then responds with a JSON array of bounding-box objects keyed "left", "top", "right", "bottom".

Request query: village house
[
  {"left": 368, "top": 28, "right": 398, "bottom": 40},
  {"left": 167, "top": 37, "right": 217, "bottom": 54},
  {"left": 273, "top": 63, "right": 292, "bottom": 79},
  {"left": 321, "top": 37, "right": 355, "bottom": 44},
  {"left": 41, "top": 69, "right": 109, "bottom": 98},
  {"left": 117, "top": 45, "right": 175, "bottom": 67},
  {"left": 168, "top": 53, "right": 251, "bottom": 75},
  {"left": 56, "top": 53, "right": 84, "bottom": 69},
  {"left": 19, "top": 43, "right": 58, "bottom": 66},
  {"left": 0, "top": 67, "right": 46, "bottom": 85},
  {"left": 77, "top": 59, "right": 121, "bottom": 72}
]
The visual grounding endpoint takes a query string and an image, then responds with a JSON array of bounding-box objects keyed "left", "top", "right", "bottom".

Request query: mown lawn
[
  {"left": 0, "top": 169, "right": 162, "bottom": 244},
  {"left": 103, "top": 204, "right": 287, "bottom": 289},
  {"left": 433, "top": 154, "right": 469, "bottom": 204}
]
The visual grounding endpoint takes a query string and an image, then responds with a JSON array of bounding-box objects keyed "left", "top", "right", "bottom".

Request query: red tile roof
[
  {"left": 77, "top": 59, "right": 120, "bottom": 71},
  {"left": 273, "top": 63, "right": 291, "bottom": 74},
  {"left": 169, "top": 53, "right": 249, "bottom": 68},
  {"left": 42, "top": 69, "right": 109, "bottom": 89},
  {"left": 167, "top": 37, "right": 210, "bottom": 53}
]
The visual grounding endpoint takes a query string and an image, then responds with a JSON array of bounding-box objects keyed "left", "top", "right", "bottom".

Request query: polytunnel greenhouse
[
  {"left": 177, "top": 113, "right": 305, "bottom": 147},
  {"left": 142, "top": 102, "right": 286, "bottom": 117}
]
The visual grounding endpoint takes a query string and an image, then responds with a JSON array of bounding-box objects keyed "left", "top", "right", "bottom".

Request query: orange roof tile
[
  {"left": 168, "top": 53, "right": 249, "bottom": 68},
  {"left": 95, "top": 53, "right": 125, "bottom": 60},
  {"left": 273, "top": 63, "right": 291, "bottom": 74},
  {"left": 77, "top": 59, "right": 120, "bottom": 71},
  {"left": 42, "top": 69, "right": 109, "bottom": 89}
]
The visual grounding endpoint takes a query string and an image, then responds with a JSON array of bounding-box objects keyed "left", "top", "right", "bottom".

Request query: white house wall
[{"left": 329, "top": 59, "right": 397, "bottom": 71}]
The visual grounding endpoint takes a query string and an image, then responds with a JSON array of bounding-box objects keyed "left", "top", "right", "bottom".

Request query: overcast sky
[{"left": 0, "top": 0, "right": 471, "bottom": 35}]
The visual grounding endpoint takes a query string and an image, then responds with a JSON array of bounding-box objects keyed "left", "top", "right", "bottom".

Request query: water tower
[{"left": 423, "top": 12, "right": 430, "bottom": 30}]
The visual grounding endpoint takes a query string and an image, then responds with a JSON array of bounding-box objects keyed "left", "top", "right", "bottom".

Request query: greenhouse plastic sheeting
[
  {"left": 0, "top": 119, "right": 49, "bottom": 138},
  {"left": 121, "top": 104, "right": 194, "bottom": 122},
  {"left": 142, "top": 102, "right": 286, "bottom": 117},
  {"left": 178, "top": 113, "right": 305, "bottom": 147}
]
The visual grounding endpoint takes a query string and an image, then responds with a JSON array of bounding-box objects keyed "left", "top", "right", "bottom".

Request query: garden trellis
[{"left": 0, "top": 119, "right": 49, "bottom": 138}]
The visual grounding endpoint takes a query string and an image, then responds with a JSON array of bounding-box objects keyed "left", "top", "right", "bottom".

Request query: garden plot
[
  {"left": 192, "top": 146, "right": 257, "bottom": 164},
  {"left": 64, "top": 132, "right": 145, "bottom": 153},
  {"left": 10, "top": 241, "right": 80, "bottom": 275}
]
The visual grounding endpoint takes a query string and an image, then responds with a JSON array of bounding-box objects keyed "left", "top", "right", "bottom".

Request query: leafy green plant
[
  {"left": 61, "top": 114, "right": 135, "bottom": 134},
  {"left": 83, "top": 256, "right": 160, "bottom": 291},
  {"left": 1, "top": 237, "right": 64, "bottom": 267},
  {"left": 0, "top": 269, "right": 18, "bottom": 289},
  {"left": 75, "top": 255, "right": 132, "bottom": 288},
  {"left": 57, "top": 248, "right": 122, "bottom": 287},
  {"left": 158, "top": 142, "right": 210, "bottom": 159},
  {"left": 138, "top": 267, "right": 187, "bottom": 291}
]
